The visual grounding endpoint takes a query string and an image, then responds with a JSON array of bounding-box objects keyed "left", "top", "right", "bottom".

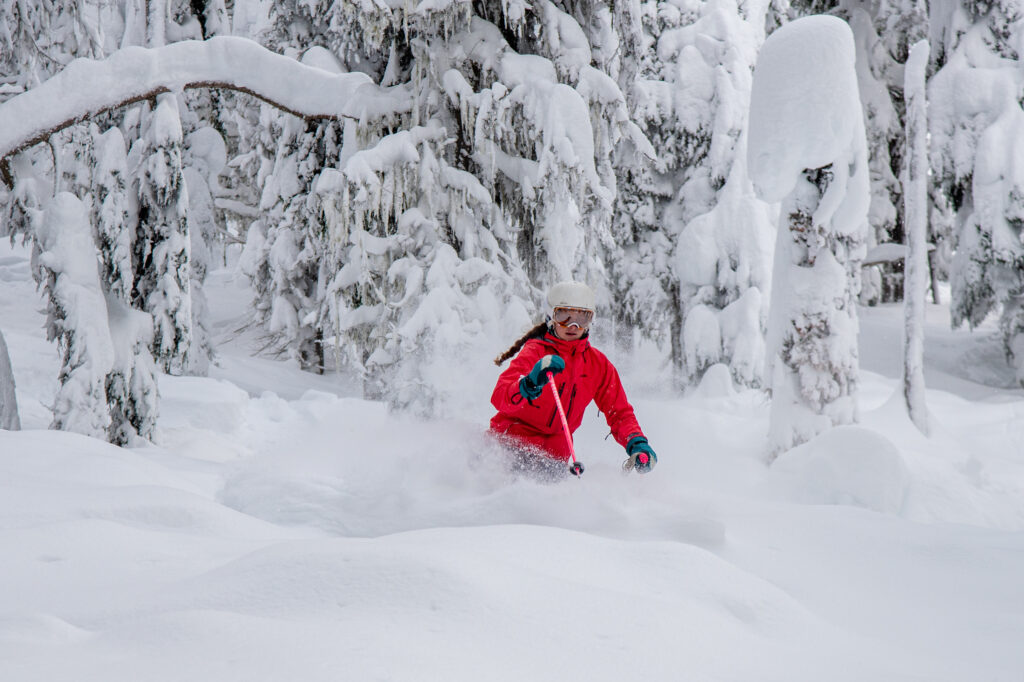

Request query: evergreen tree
[
  {"left": 94, "top": 126, "right": 160, "bottom": 444},
  {"left": 616, "top": 0, "right": 775, "bottom": 387},
  {"left": 243, "top": 1, "right": 639, "bottom": 414},
  {"left": 131, "top": 93, "right": 193, "bottom": 376},
  {"left": 33, "top": 193, "right": 115, "bottom": 438},
  {"left": 749, "top": 16, "right": 871, "bottom": 456},
  {"left": 787, "top": 0, "right": 929, "bottom": 303},
  {"left": 930, "top": 0, "right": 1024, "bottom": 385},
  {"left": 0, "top": 0, "right": 101, "bottom": 99}
]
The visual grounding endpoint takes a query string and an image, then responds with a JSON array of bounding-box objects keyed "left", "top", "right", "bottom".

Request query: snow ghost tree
[
  {"left": 748, "top": 16, "right": 870, "bottom": 457},
  {"left": 131, "top": 93, "right": 193, "bottom": 376},
  {"left": 930, "top": 2, "right": 1024, "bottom": 387},
  {"left": 182, "top": 125, "right": 228, "bottom": 376},
  {"left": 94, "top": 127, "right": 160, "bottom": 445},
  {"left": 33, "top": 193, "right": 115, "bottom": 438},
  {"left": 787, "top": 1, "right": 928, "bottom": 304}
]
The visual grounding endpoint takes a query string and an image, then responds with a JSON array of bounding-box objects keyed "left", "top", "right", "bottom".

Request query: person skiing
[{"left": 490, "top": 281, "right": 657, "bottom": 476}]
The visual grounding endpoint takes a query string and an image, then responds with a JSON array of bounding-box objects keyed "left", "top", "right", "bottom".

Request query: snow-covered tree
[
  {"left": 930, "top": 1, "right": 1024, "bottom": 386},
  {"left": 91, "top": 126, "right": 160, "bottom": 444},
  {"left": 748, "top": 15, "right": 870, "bottom": 457},
  {"left": 903, "top": 39, "right": 930, "bottom": 434},
  {"left": 0, "top": 0, "right": 101, "bottom": 100},
  {"left": 33, "top": 193, "right": 115, "bottom": 438},
  {"left": 0, "top": 327, "right": 19, "bottom": 430},
  {"left": 316, "top": 124, "right": 530, "bottom": 414},
  {"left": 614, "top": 1, "right": 775, "bottom": 388},
  {"left": 0, "top": 34, "right": 394, "bottom": 439},
  {"left": 238, "top": 3, "right": 641, "bottom": 413},
  {"left": 131, "top": 93, "right": 192, "bottom": 376},
  {"left": 787, "top": 0, "right": 929, "bottom": 305},
  {"left": 181, "top": 125, "right": 227, "bottom": 375},
  {"left": 239, "top": 91, "right": 336, "bottom": 372},
  {"left": 93, "top": 127, "right": 134, "bottom": 301}
]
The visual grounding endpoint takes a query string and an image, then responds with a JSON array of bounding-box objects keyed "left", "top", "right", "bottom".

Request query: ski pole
[{"left": 547, "top": 371, "right": 584, "bottom": 477}]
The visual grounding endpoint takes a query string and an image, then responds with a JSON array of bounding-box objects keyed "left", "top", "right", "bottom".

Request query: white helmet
[{"left": 547, "top": 281, "right": 595, "bottom": 312}]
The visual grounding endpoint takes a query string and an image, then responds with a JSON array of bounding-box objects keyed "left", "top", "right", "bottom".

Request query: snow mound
[
  {"left": 690, "top": 363, "right": 737, "bottom": 400},
  {"left": 770, "top": 426, "right": 908, "bottom": 514}
]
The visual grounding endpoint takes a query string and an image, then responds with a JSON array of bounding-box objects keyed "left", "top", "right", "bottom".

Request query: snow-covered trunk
[
  {"left": 748, "top": 16, "right": 870, "bottom": 458},
  {"left": 902, "top": 39, "right": 930, "bottom": 435},
  {"left": 0, "top": 328, "right": 19, "bottom": 430},
  {"left": 34, "top": 193, "right": 115, "bottom": 438}
]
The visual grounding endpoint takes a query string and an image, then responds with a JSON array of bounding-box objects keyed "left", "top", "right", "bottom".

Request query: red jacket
[{"left": 490, "top": 331, "right": 645, "bottom": 461}]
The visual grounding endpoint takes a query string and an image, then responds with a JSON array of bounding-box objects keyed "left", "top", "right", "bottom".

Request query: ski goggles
[{"left": 552, "top": 307, "right": 594, "bottom": 329}]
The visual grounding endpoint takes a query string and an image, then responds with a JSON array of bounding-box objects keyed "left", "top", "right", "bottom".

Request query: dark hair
[{"left": 494, "top": 321, "right": 549, "bottom": 366}]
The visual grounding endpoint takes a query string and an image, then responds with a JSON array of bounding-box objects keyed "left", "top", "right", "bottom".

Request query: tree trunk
[
  {"left": 903, "top": 40, "right": 930, "bottom": 436},
  {"left": 0, "top": 328, "right": 22, "bottom": 431}
]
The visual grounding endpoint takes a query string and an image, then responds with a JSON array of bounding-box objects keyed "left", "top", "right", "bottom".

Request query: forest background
[{"left": 0, "top": 0, "right": 1022, "bottom": 458}]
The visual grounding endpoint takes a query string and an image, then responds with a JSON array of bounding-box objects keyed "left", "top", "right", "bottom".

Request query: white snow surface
[{"left": 2, "top": 240, "right": 1024, "bottom": 680}]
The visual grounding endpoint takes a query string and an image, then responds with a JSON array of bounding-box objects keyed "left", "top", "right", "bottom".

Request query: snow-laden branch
[{"left": 0, "top": 36, "right": 408, "bottom": 186}]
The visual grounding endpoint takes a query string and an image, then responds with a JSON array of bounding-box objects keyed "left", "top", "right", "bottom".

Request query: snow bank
[{"left": 769, "top": 425, "right": 909, "bottom": 514}]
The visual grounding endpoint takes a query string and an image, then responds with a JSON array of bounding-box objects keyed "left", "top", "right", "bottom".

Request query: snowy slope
[{"left": 2, "top": 239, "right": 1024, "bottom": 681}]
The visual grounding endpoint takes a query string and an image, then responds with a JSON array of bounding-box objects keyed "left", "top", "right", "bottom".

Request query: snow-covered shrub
[{"left": 748, "top": 15, "right": 870, "bottom": 457}]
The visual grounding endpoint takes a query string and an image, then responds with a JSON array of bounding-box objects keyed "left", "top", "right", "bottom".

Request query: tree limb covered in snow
[{"left": 0, "top": 36, "right": 407, "bottom": 186}]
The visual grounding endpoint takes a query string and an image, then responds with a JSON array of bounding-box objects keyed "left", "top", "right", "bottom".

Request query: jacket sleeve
[
  {"left": 593, "top": 356, "right": 645, "bottom": 450},
  {"left": 490, "top": 340, "right": 555, "bottom": 427}
]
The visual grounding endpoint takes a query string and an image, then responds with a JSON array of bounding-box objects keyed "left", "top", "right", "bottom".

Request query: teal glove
[
  {"left": 625, "top": 436, "right": 657, "bottom": 474},
  {"left": 519, "top": 355, "right": 565, "bottom": 401}
]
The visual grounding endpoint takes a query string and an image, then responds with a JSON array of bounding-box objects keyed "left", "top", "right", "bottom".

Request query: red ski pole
[{"left": 547, "top": 371, "right": 584, "bottom": 477}]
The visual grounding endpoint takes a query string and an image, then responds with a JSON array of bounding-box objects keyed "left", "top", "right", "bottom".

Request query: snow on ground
[{"left": 2, "top": 239, "right": 1024, "bottom": 681}]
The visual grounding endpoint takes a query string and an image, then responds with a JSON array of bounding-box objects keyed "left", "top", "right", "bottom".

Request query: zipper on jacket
[{"left": 547, "top": 381, "right": 577, "bottom": 430}]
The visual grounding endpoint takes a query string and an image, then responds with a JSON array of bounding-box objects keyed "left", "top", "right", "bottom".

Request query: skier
[{"left": 490, "top": 281, "right": 657, "bottom": 477}]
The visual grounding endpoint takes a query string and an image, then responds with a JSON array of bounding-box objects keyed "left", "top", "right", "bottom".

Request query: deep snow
[{"left": 2, "top": 239, "right": 1024, "bottom": 681}]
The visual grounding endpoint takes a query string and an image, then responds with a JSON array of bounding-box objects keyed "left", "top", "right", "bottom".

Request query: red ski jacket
[{"left": 490, "top": 331, "right": 645, "bottom": 461}]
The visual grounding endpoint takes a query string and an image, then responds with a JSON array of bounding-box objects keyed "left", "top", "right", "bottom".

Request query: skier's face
[{"left": 552, "top": 307, "right": 591, "bottom": 341}]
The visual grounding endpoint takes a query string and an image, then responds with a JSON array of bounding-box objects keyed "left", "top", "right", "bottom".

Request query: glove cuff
[{"left": 626, "top": 436, "right": 648, "bottom": 455}]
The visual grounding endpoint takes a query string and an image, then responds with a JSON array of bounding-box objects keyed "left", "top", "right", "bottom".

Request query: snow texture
[{"left": 2, "top": 236, "right": 1024, "bottom": 682}]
